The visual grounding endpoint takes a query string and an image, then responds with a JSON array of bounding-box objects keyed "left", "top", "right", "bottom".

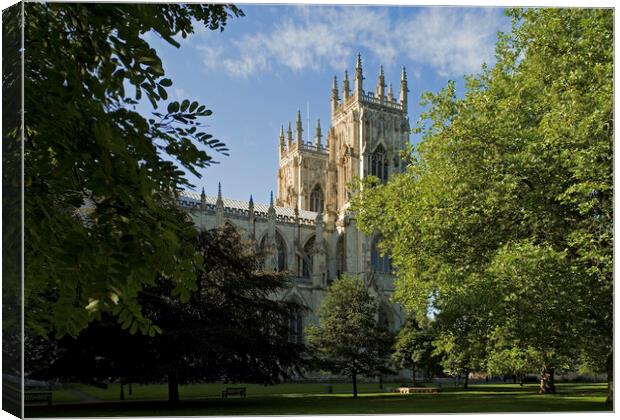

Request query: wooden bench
[
  {"left": 397, "top": 387, "right": 440, "bottom": 394},
  {"left": 25, "top": 391, "right": 52, "bottom": 406},
  {"left": 221, "top": 387, "right": 246, "bottom": 398}
]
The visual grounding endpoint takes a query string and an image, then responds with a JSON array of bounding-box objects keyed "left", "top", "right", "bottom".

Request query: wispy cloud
[
  {"left": 197, "top": 6, "right": 506, "bottom": 78},
  {"left": 398, "top": 8, "right": 504, "bottom": 77}
]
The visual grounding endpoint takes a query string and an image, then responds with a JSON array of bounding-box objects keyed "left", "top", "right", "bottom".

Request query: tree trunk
[
  {"left": 168, "top": 374, "right": 179, "bottom": 403},
  {"left": 379, "top": 374, "right": 383, "bottom": 390},
  {"left": 120, "top": 381, "right": 125, "bottom": 401},
  {"left": 412, "top": 363, "right": 416, "bottom": 386},
  {"left": 352, "top": 370, "right": 358, "bottom": 398},
  {"left": 539, "top": 367, "right": 556, "bottom": 394},
  {"left": 463, "top": 369, "right": 469, "bottom": 390},
  {"left": 606, "top": 351, "right": 613, "bottom": 405},
  {"left": 129, "top": 383, "right": 133, "bottom": 396}
]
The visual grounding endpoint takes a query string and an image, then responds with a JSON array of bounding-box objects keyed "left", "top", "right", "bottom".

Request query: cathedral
[{"left": 178, "top": 54, "right": 410, "bottom": 343}]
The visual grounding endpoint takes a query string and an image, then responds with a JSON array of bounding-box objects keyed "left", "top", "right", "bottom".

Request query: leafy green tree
[
  {"left": 430, "top": 285, "right": 490, "bottom": 390},
  {"left": 483, "top": 241, "right": 584, "bottom": 393},
  {"left": 26, "top": 224, "right": 305, "bottom": 403},
  {"left": 352, "top": 8, "right": 612, "bottom": 398},
  {"left": 22, "top": 3, "right": 243, "bottom": 338},
  {"left": 392, "top": 317, "right": 437, "bottom": 385},
  {"left": 306, "top": 275, "right": 393, "bottom": 397}
]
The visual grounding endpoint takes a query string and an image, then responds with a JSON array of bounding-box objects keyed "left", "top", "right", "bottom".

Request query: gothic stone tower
[
  {"left": 180, "top": 55, "right": 410, "bottom": 341},
  {"left": 276, "top": 111, "right": 328, "bottom": 213},
  {"left": 276, "top": 54, "right": 410, "bottom": 288}
]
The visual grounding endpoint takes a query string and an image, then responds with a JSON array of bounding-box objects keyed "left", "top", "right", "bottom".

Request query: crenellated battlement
[
  {"left": 330, "top": 53, "right": 408, "bottom": 117},
  {"left": 332, "top": 90, "right": 405, "bottom": 113},
  {"left": 278, "top": 112, "right": 328, "bottom": 159}
]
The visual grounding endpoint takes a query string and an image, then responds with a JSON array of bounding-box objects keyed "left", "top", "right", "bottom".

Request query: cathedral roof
[{"left": 178, "top": 191, "right": 319, "bottom": 224}]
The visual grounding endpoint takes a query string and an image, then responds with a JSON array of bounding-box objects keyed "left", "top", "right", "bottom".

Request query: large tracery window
[
  {"left": 288, "top": 310, "right": 304, "bottom": 344},
  {"left": 301, "top": 236, "right": 315, "bottom": 278},
  {"left": 309, "top": 185, "right": 324, "bottom": 213},
  {"left": 370, "top": 145, "right": 389, "bottom": 182},
  {"left": 371, "top": 236, "right": 392, "bottom": 273},
  {"left": 260, "top": 231, "right": 288, "bottom": 272}
]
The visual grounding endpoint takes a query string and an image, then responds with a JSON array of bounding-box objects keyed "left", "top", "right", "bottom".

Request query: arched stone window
[
  {"left": 309, "top": 185, "right": 324, "bottom": 213},
  {"left": 336, "top": 235, "right": 346, "bottom": 280},
  {"left": 301, "top": 236, "right": 315, "bottom": 278},
  {"left": 370, "top": 145, "right": 388, "bottom": 182},
  {"left": 288, "top": 310, "right": 304, "bottom": 344},
  {"left": 260, "top": 231, "right": 288, "bottom": 272},
  {"left": 371, "top": 236, "right": 392, "bottom": 273}
]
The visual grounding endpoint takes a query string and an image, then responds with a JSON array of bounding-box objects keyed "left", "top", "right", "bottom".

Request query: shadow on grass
[{"left": 26, "top": 386, "right": 611, "bottom": 417}]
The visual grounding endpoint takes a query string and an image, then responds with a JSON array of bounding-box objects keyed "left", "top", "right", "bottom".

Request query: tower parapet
[
  {"left": 279, "top": 112, "right": 329, "bottom": 158},
  {"left": 277, "top": 54, "right": 409, "bottom": 215},
  {"left": 331, "top": 55, "right": 408, "bottom": 115}
]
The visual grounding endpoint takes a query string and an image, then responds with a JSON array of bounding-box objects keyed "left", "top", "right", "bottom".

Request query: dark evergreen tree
[{"left": 27, "top": 224, "right": 305, "bottom": 403}]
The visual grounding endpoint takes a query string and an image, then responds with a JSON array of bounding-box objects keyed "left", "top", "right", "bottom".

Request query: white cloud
[
  {"left": 398, "top": 8, "right": 503, "bottom": 77},
  {"left": 196, "top": 6, "right": 505, "bottom": 78}
]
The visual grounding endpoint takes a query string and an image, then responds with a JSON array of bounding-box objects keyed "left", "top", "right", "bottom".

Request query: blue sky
[{"left": 144, "top": 5, "right": 510, "bottom": 204}]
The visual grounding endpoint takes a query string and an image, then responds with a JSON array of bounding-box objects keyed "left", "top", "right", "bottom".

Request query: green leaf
[{"left": 167, "top": 101, "right": 179, "bottom": 113}]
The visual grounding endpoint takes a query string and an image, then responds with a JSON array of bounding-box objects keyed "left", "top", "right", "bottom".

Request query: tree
[
  {"left": 352, "top": 8, "right": 612, "bottom": 398},
  {"left": 22, "top": 3, "right": 243, "bottom": 338},
  {"left": 26, "top": 224, "right": 305, "bottom": 403},
  {"left": 430, "top": 283, "right": 490, "bottom": 390},
  {"left": 306, "top": 276, "right": 393, "bottom": 397},
  {"left": 142, "top": 225, "right": 305, "bottom": 402},
  {"left": 483, "top": 241, "right": 584, "bottom": 393},
  {"left": 392, "top": 317, "right": 437, "bottom": 385}
]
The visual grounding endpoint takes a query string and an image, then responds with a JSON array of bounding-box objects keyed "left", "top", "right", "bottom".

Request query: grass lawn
[
  {"left": 52, "top": 381, "right": 405, "bottom": 402},
  {"left": 26, "top": 383, "right": 612, "bottom": 417},
  {"left": 26, "top": 382, "right": 611, "bottom": 417}
]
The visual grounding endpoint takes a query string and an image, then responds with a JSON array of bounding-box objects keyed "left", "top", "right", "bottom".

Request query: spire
[
  {"left": 376, "top": 64, "right": 385, "bottom": 99},
  {"left": 265, "top": 191, "right": 276, "bottom": 269},
  {"left": 400, "top": 65, "right": 409, "bottom": 111},
  {"left": 331, "top": 75, "right": 339, "bottom": 113},
  {"left": 388, "top": 83, "right": 394, "bottom": 102},
  {"left": 287, "top": 121, "right": 293, "bottom": 147},
  {"left": 279, "top": 125, "right": 285, "bottom": 148},
  {"left": 355, "top": 53, "right": 363, "bottom": 95},
  {"left": 215, "top": 182, "right": 224, "bottom": 226},
  {"left": 247, "top": 194, "right": 255, "bottom": 239},
  {"left": 315, "top": 118, "right": 322, "bottom": 149},
  {"left": 200, "top": 186, "right": 206, "bottom": 210},
  {"left": 267, "top": 190, "right": 276, "bottom": 219},
  {"left": 296, "top": 109, "right": 303, "bottom": 144},
  {"left": 343, "top": 70, "right": 350, "bottom": 99}
]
